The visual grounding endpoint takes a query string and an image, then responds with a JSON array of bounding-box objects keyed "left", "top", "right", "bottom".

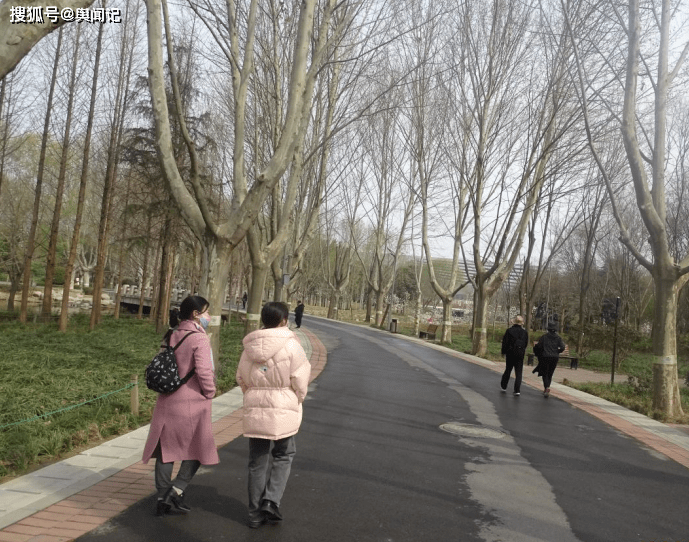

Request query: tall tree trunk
[
  {"left": 374, "top": 290, "right": 385, "bottom": 327},
  {"left": 138, "top": 227, "right": 153, "bottom": 319},
  {"left": 326, "top": 292, "right": 339, "bottom": 319},
  {"left": 59, "top": 19, "right": 103, "bottom": 332},
  {"left": 272, "top": 257, "right": 285, "bottom": 302},
  {"left": 651, "top": 271, "right": 684, "bottom": 413},
  {"left": 6, "top": 230, "right": 22, "bottom": 310},
  {"left": 155, "top": 217, "right": 175, "bottom": 334},
  {"left": 43, "top": 25, "right": 81, "bottom": 316},
  {"left": 365, "top": 284, "right": 373, "bottom": 322},
  {"left": 471, "top": 285, "right": 490, "bottom": 355},
  {"left": 244, "top": 266, "right": 268, "bottom": 330},
  {"left": 0, "top": 77, "right": 9, "bottom": 198},
  {"left": 198, "top": 236, "right": 233, "bottom": 356},
  {"left": 90, "top": 0, "right": 134, "bottom": 329},
  {"left": 150, "top": 243, "right": 161, "bottom": 324},
  {"left": 113, "top": 170, "right": 133, "bottom": 319},
  {"left": 20, "top": 27, "right": 63, "bottom": 323},
  {"left": 440, "top": 298, "right": 453, "bottom": 343}
]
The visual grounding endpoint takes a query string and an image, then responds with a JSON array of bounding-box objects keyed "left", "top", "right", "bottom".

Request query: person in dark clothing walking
[
  {"left": 294, "top": 301, "right": 305, "bottom": 329},
  {"left": 532, "top": 321, "right": 566, "bottom": 397},
  {"left": 500, "top": 315, "right": 529, "bottom": 395},
  {"left": 242, "top": 292, "right": 248, "bottom": 309}
]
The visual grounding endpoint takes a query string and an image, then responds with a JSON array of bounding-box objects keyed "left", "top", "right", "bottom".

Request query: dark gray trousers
[
  {"left": 248, "top": 436, "right": 296, "bottom": 520},
  {"left": 154, "top": 459, "right": 201, "bottom": 498}
]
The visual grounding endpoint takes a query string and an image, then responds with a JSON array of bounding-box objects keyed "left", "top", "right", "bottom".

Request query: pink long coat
[
  {"left": 142, "top": 320, "right": 219, "bottom": 465},
  {"left": 236, "top": 327, "right": 311, "bottom": 440}
]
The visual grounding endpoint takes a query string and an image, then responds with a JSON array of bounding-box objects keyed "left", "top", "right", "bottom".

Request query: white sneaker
[
  {"left": 500, "top": 387, "right": 506, "bottom": 393},
  {"left": 514, "top": 392, "right": 520, "bottom": 396}
]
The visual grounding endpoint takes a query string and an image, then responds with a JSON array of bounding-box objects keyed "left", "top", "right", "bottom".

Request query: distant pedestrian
[
  {"left": 142, "top": 295, "right": 218, "bottom": 516},
  {"left": 532, "top": 321, "right": 566, "bottom": 398},
  {"left": 242, "top": 292, "right": 248, "bottom": 309},
  {"left": 294, "top": 300, "right": 305, "bottom": 329},
  {"left": 236, "top": 301, "right": 311, "bottom": 529},
  {"left": 500, "top": 315, "right": 528, "bottom": 396}
]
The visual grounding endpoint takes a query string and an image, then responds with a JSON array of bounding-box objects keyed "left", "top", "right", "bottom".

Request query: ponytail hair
[{"left": 178, "top": 295, "right": 209, "bottom": 322}]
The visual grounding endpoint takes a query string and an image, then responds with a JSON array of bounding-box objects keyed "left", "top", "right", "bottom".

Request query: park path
[
  {"left": 1, "top": 319, "right": 688, "bottom": 541},
  {"left": 0, "top": 329, "right": 325, "bottom": 542}
]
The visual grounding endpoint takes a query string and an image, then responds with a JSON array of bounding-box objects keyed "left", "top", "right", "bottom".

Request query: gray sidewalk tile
[{"left": 0, "top": 330, "right": 315, "bottom": 530}]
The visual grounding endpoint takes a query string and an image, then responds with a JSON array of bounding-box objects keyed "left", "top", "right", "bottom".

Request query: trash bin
[{"left": 390, "top": 318, "right": 398, "bottom": 333}]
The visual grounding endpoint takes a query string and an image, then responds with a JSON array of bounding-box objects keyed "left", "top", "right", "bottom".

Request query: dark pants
[
  {"left": 540, "top": 357, "right": 559, "bottom": 389},
  {"left": 248, "top": 436, "right": 296, "bottom": 521},
  {"left": 501, "top": 354, "right": 524, "bottom": 393},
  {"left": 295, "top": 314, "right": 303, "bottom": 328},
  {"left": 152, "top": 442, "right": 200, "bottom": 498},
  {"left": 154, "top": 459, "right": 201, "bottom": 498}
]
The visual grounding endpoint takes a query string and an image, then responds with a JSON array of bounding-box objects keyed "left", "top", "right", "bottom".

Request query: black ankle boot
[{"left": 164, "top": 486, "right": 191, "bottom": 512}]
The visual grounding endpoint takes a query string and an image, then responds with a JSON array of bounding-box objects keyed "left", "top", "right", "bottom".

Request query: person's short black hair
[
  {"left": 174, "top": 295, "right": 209, "bottom": 326},
  {"left": 261, "top": 301, "right": 289, "bottom": 329}
]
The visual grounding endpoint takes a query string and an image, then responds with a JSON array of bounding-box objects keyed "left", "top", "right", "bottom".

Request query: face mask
[{"left": 199, "top": 316, "right": 210, "bottom": 330}]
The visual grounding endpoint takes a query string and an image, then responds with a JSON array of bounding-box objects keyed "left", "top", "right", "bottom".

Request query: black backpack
[{"left": 145, "top": 330, "right": 199, "bottom": 393}]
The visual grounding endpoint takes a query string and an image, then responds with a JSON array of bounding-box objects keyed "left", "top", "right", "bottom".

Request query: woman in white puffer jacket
[{"left": 236, "top": 301, "right": 311, "bottom": 529}]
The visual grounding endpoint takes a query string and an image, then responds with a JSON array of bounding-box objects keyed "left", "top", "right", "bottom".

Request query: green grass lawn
[
  {"left": 2, "top": 309, "right": 688, "bottom": 480},
  {"left": 0, "top": 314, "right": 243, "bottom": 480}
]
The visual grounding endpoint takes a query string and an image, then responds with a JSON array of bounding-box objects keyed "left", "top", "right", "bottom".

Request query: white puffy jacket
[{"left": 236, "top": 327, "right": 311, "bottom": 440}]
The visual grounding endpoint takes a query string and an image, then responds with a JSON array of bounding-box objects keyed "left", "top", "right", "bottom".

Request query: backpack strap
[
  {"left": 172, "top": 330, "right": 200, "bottom": 351},
  {"left": 172, "top": 330, "right": 201, "bottom": 384}
]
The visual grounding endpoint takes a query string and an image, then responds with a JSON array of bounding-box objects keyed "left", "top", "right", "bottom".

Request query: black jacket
[
  {"left": 534, "top": 331, "right": 566, "bottom": 358},
  {"left": 294, "top": 303, "right": 305, "bottom": 317},
  {"left": 501, "top": 325, "right": 529, "bottom": 358}
]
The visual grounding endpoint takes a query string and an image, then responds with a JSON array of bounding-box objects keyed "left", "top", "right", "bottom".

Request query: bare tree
[
  {"left": 518, "top": 167, "right": 582, "bottom": 333},
  {"left": 43, "top": 24, "right": 82, "bottom": 316},
  {"left": 564, "top": 0, "right": 689, "bottom": 415},
  {"left": 447, "top": 0, "right": 581, "bottom": 356},
  {"left": 399, "top": 0, "right": 465, "bottom": 343},
  {"left": 352, "top": 88, "right": 415, "bottom": 328},
  {"left": 19, "top": 27, "right": 63, "bottom": 323},
  {"left": 59, "top": 20, "right": 104, "bottom": 331},
  {"left": 144, "top": 0, "right": 356, "bottom": 354},
  {"left": 89, "top": 0, "right": 139, "bottom": 329},
  {"left": 0, "top": 0, "right": 99, "bottom": 80},
  {"left": 0, "top": 72, "right": 28, "bottom": 200}
]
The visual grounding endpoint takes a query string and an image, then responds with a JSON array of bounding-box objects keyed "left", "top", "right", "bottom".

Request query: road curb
[{"left": 0, "top": 329, "right": 328, "bottom": 540}]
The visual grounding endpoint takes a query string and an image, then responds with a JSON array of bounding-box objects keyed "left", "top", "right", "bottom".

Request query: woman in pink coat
[
  {"left": 142, "top": 295, "right": 219, "bottom": 516},
  {"left": 236, "top": 301, "right": 311, "bottom": 529}
]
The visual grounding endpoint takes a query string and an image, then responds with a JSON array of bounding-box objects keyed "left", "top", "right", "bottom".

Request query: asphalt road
[{"left": 78, "top": 317, "right": 689, "bottom": 542}]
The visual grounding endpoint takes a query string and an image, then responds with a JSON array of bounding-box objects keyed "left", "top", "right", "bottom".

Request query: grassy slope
[{"left": 0, "top": 314, "right": 244, "bottom": 480}]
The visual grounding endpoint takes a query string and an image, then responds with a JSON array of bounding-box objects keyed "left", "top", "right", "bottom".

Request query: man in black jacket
[{"left": 500, "top": 315, "right": 529, "bottom": 396}]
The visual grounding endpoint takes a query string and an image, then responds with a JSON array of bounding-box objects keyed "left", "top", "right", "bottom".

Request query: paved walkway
[
  {"left": 0, "top": 329, "right": 326, "bottom": 542},
  {"left": 406, "top": 332, "right": 689, "bottom": 468},
  {"left": 1, "top": 323, "right": 688, "bottom": 542}
]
